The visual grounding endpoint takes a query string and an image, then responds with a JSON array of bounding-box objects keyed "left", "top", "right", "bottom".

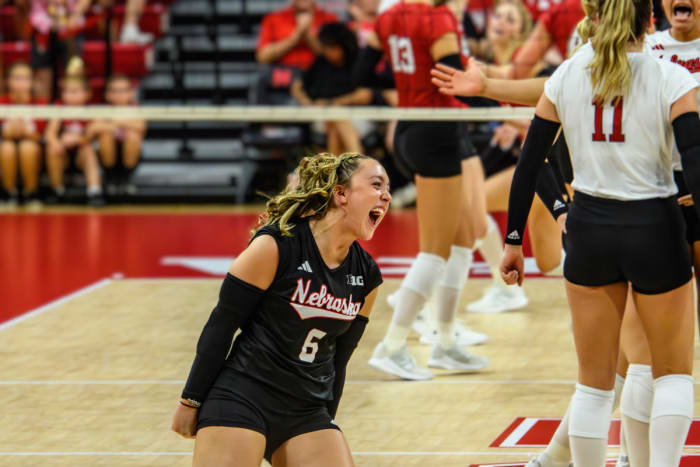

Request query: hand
[
  {"left": 60, "top": 132, "right": 83, "bottom": 148},
  {"left": 66, "top": 12, "right": 85, "bottom": 30},
  {"left": 431, "top": 57, "right": 487, "bottom": 97},
  {"left": 171, "top": 401, "right": 198, "bottom": 439},
  {"left": 490, "top": 123, "right": 520, "bottom": 151},
  {"left": 557, "top": 212, "right": 568, "bottom": 233},
  {"left": 314, "top": 98, "right": 330, "bottom": 106},
  {"left": 295, "top": 12, "right": 313, "bottom": 34},
  {"left": 678, "top": 194, "right": 695, "bottom": 207},
  {"left": 500, "top": 244, "right": 524, "bottom": 286}
]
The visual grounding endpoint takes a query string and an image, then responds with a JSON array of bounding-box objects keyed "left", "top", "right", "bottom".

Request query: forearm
[
  {"left": 675, "top": 112, "right": 700, "bottom": 218},
  {"left": 505, "top": 115, "right": 561, "bottom": 245},
  {"left": 117, "top": 119, "right": 146, "bottom": 134},
  {"left": 182, "top": 273, "right": 263, "bottom": 403},
  {"left": 290, "top": 80, "right": 313, "bottom": 105},
  {"left": 327, "top": 315, "right": 368, "bottom": 419},
  {"left": 332, "top": 88, "right": 373, "bottom": 106},
  {"left": 256, "top": 32, "right": 302, "bottom": 64},
  {"left": 482, "top": 77, "right": 547, "bottom": 107}
]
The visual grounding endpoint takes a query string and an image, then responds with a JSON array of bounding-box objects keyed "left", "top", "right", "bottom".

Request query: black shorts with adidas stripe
[
  {"left": 197, "top": 367, "right": 340, "bottom": 462},
  {"left": 674, "top": 170, "right": 700, "bottom": 244},
  {"left": 564, "top": 191, "right": 692, "bottom": 294}
]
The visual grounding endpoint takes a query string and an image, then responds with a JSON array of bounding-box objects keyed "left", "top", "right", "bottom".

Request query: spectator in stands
[
  {"left": 291, "top": 22, "right": 371, "bottom": 155},
  {"left": 468, "top": 0, "right": 533, "bottom": 66},
  {"left": 30, "top": 0, "right": 92, "bottom": 100},
  {"left": 119, "top": 0, "right": 153, "bottom": 44},
  {"left": 256, "top": 0, "right": 337, "bottom": 71},
  {"left": 349, "top": 0, "right": 380, "bottom": 46},
  {"left": 88, "top": 74, "right": 145, "bottom": 196},
  {"left": 0, "top": 62, "right": 46, "bottom": 209},
  {"left": 45, "top": 75, "right": 105, "bottom": 206}
]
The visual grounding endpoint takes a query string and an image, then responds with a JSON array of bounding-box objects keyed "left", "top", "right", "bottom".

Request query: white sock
[
  {"left": 435, "top": 245, "right": 472, "bottom": 349},
  {"left": 384, "top": 253, "right": 445, "bottom": 353},
  {"left": 614, "top": 372, "right": 628, "bottom": 457},
  {"left": 569, "top": 384, "right": 615, "bottom": 467},
  {"left": 545, "top": 406, "right": 571, "bottom": 462},
  {"left": 87, "top": 185, "right": 102, "bottom": 196},
  {"left": 650, "top": 374, "right": 693, "bottom": 467},
  {"left": 621, "top": 365, "right": 652, "bottom": 466},
  {"left": 477, "top": 214, "right": 507, "bottom": 287}
]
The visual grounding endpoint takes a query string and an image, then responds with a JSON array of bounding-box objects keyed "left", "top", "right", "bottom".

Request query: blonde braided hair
[{"left": 255, "top": 152, "right": 370, "bottom": 237}]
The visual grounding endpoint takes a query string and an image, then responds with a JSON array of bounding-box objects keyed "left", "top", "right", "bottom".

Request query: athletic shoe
[
  {"left": 616, "top": 455, "right": 629, "bottom": 467},
  {"left": 419, "top": 321, "right": 488, "bottom": 346},
  {"left": 368, "top": 342, "right": 433, "bottom": 380},
  {"left": 427, "top": 344, "right": 489, "bottom": 371},
  {"left": 87, "top": 194, "right": 106, "bottom": 208},
  {"left": 0, "top": 192, "right": 18, "bottom": 211},
  {"left": 525, "top": 454, "right": 571, "bottom": 467},
  {"left": 23, "top": 192, "right": 43, "bottom": 212},
  {"left": 466, "top": 284, "right": 529, "bottom": 313}
]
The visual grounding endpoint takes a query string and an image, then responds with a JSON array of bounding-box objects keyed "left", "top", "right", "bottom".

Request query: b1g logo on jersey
[
  {"left": 346, "top": 274, "right": 364, "bottom": 286},
  {"left": 290, "top": 278, "right": 362, "bottom": 321}
]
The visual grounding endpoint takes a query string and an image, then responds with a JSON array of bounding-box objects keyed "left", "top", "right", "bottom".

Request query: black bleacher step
[
  {"left": 179, "top": 36, "right": 257, "bottom": 62},
  {"left": 171, "top": 0, "right": 287, "bottom": 25},
  {"left": 141, "top": 72, "right": 251, "bottom": 100},
  {"left": 151, "top": 61, "right": 259, "bottom": 74},
  {"left": 146, "top": 121, "right": 247, "bottom": 140}
]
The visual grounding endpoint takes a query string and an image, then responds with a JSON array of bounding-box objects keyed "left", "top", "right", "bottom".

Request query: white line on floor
[
  {"left": 0, "top": 451, "right": 533, "bottom": 457},
  {"left": 0, "top": 278, "right": 111, "bottom": 332}
]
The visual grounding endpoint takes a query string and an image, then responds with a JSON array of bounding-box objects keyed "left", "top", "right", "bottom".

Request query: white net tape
[{"left": 0, "top": 105, "right": 535, "bottom": 122}]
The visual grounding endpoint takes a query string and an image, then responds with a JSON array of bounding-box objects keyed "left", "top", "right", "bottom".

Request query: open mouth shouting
[
  {"left": 368, "top": 206, "right": 386, "bottom": 229},
  {"left": 673, "top": 1, "right": 695, "bottom": 21}
]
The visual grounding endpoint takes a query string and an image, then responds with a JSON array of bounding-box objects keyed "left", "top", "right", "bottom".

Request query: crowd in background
[{"left": 0, "top": 0, "right": 671, "bottom": 209}]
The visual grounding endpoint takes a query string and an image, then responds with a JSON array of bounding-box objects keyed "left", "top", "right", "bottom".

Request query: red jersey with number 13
[{"left": 375, "top": 2, "right": 466, "bottom": 108}]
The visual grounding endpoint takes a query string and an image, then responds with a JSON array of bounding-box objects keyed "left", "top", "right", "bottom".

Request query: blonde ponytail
[
  {"left": 588, "top": 0, "right": 651, "bottom": 104},
  {"left": 255, "top": 152, "right": 370, "bottom": 237},
  {"left": 574, "top": 0, "right": 599, "bottom": 47}
]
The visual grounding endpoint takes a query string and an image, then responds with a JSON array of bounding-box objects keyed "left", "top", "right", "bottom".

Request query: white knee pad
[
  {"left": 402, "top": 252, "right": 446, "bottom": 300},
  {"left": 621, "top": 364, "right": 653, "bottom": 423},
  {"left": 438, "top": 246, "right": 473, "bottom": 290},
  {"left": 652, "top": 374, "right": 694, "bottom": 421},
  {"left": 569, "top": 383, "right": 615, "bottom": 439}
]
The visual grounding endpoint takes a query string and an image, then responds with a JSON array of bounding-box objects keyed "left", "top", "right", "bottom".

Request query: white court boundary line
[
  {"left": 0, "top": 379, "right": 578, "bottom": 385},
  {"left": 0, "top": 451, "right": 535, "bottom": 456},
  {"left": 0, "top": 278, "right": 111, "bottom": 332}
]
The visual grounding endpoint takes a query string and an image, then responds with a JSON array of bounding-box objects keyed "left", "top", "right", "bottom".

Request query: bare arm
[
  {"left": 359, "top": 287, "right": 378, "bottom": 318},
  {"left": 228, "top": 234, "right": 279, "bottom": 290},
  {"left": 257, "top": 32, "right": 304, "bottom": 64},
  {"left": 431, "top": 59, "right": 547, "bottom": 106},
  {"left": 290, "top": 78, "right": 313, "bottom": 106},
  {"left": 45, "top": 119, "right": 61, "bottom": 145},
  {"left": 331, "top": 88, "right": 373, "bottom": 106},
  {"left": 510, "top": 22, "right": 552, "bottom": 79},
  {"left": 116, "top": 119, "right": 147, "bottom": 134}
]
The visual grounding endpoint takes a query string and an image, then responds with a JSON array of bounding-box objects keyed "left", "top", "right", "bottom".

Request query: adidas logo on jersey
[
  {"left": 297, "top": 261, "right": 313, "bottom": 273},
  {"left": 507, "top": 230, "right": 521, "bottom": 241},
  {"left": 553, "top": 199, "right": 566, "bottom": 211}
]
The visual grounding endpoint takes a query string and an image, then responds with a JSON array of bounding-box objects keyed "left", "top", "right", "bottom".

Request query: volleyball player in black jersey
[{"left": 171, "top": 152, "right": 390, "bottom": 466}]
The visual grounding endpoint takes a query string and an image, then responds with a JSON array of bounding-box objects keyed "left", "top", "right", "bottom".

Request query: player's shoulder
[{"left": 253, "top": 221, "right": 302, "bottom": 248}]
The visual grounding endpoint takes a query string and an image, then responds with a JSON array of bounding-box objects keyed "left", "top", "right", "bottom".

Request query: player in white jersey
[
  {"left": 432, "top": 2, "right": 700, "bottom": 465},
  {"left": 498, "top": 0, "right": 700, "bottom": 465}
]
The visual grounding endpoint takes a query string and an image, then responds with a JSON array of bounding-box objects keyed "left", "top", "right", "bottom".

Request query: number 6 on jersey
[{"left": 299, "top": 328, "right": 327, "bottom": 363}]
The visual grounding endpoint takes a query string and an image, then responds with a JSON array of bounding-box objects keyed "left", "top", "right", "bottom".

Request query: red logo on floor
[
  {"left": 470, "top": 458, "right": 700, "bottom": 467},
  {"left": 491, "top": 417, "right": 700, "bottom": 448}
]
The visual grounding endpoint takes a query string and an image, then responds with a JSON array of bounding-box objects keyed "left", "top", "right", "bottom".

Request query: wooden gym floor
[{"left": 2, "top": 210, "right": 700, "bottom": 467}]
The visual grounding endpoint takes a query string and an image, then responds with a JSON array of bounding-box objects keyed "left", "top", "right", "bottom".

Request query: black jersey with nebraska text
[{"left": 225, "top": 220, "right": 382, "bottom": 401}]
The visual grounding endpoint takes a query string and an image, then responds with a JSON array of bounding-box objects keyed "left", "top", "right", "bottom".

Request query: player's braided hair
[
  {"left": 256, "top": 152, "right": 370, "bottom": 237},
  {"left": 589, "top": 0, "right": 652, "bottom": 104}
]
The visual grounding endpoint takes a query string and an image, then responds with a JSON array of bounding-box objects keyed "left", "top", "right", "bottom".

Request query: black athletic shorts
[
  {"left": 674, "top": 170, "right": 700, "bottom": 244},
  {"left": 196, "top": 368, "right": 340, "bottom": 462},
  {"left": 394, "top": 121, "right": 476, "bottom": 178},
  {"left": 564, "top": 191, "right": 692, "bottom": 294}
]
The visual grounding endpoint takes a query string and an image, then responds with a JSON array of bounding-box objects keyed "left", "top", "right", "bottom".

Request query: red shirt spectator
[
  {"left": 538, "top": 0, "right": 584, "bottom": 57},
  {"left": 257, "top": 1, "right": 338, "bottom": 71},
  {"left": 522, "top": 0, "right": 563, "bottom": 22}
]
